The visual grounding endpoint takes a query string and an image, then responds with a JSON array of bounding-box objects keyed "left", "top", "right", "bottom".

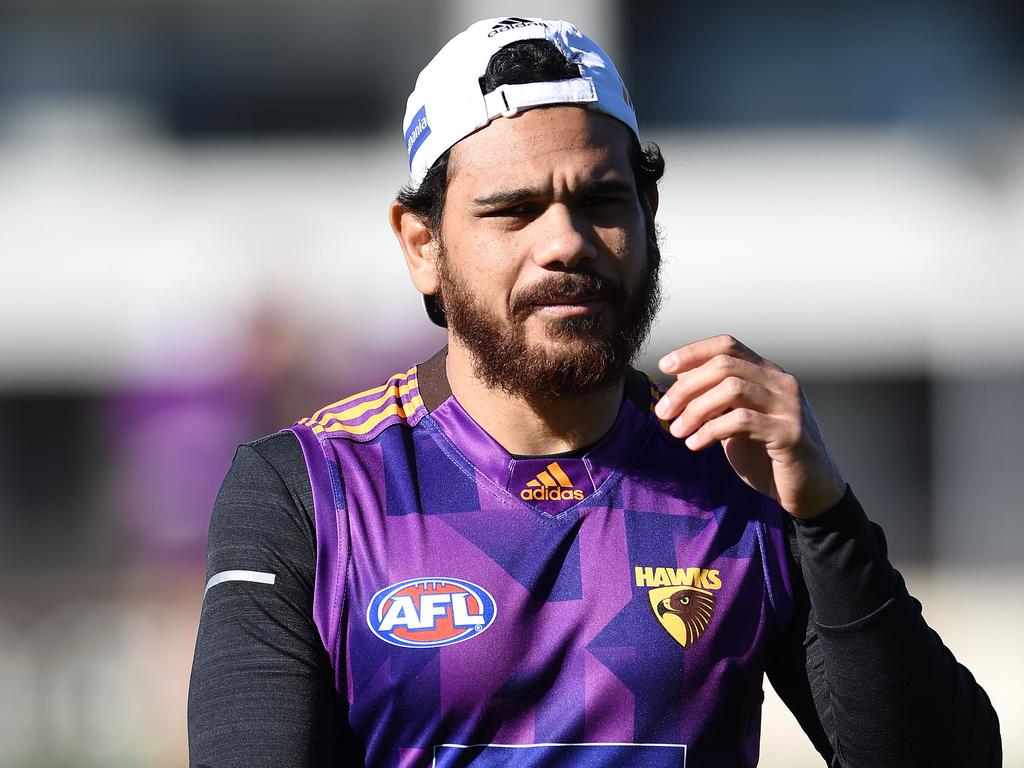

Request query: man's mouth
[
  {"left": 511, "top": 273, "right": 620, "bottom": 321},
  {"left": 533, "top": 294, "right": 607, "bottom": 316}
]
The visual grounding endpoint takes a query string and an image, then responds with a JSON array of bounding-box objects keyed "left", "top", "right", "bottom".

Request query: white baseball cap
[{"left": 402, "top": 16, "right": 640, "bottom": 190}]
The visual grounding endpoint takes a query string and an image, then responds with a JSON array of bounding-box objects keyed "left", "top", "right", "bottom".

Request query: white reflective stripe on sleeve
[{"left": 204, "top": 569, "right": 277, "bottom": 596}]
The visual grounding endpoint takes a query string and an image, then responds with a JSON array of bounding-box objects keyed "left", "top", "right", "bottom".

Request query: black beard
[{"left": 434, "top": 222, "right": 662, "bottom": 401}]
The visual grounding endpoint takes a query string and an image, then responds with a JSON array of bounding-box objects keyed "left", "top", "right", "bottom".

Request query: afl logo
[{"left": 366, "top": 577, "right": 497, "bottom": 649}]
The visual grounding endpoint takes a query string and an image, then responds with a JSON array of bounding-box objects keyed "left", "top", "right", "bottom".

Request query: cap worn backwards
[{"left": 402, "top": 16, "right": 639, "bottom": 190}]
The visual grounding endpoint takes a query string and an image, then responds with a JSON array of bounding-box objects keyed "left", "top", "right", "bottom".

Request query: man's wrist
[{"left": 786, "top": 475, "right": 848, "bottom": 520}]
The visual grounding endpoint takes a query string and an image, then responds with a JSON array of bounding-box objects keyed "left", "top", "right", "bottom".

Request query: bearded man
[{"left": 187, "top": 17, "right": 999, "bottom": 768}]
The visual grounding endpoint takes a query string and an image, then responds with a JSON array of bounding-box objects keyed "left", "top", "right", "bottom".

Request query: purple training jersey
[{"left": 289, "top": 352, "right": 794, "bottom": 768}]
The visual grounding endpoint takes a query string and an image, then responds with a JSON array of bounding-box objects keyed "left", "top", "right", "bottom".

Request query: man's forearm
[{"left": 787, "top": 487, "right": 1000, "bottom": 766}]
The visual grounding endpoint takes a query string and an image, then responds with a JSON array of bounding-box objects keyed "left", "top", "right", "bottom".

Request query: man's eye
[{"left": 489, "top": 204, "right": 535, "bottom": 217}]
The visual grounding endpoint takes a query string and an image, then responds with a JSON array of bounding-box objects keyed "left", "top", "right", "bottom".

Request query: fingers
[
  {"left": 655, "top": 334, "right": 803, "bottom": 451},
  {"left": 655, "top": 352, "right": 799, "bottom": 424},
  {"left": 657, "top": 354, "right": 764, "bottom": 421},
  {"left": 662, "top": 375, "right": 784, "bottom": 442},
  {"left": 659, "top": 334, "right": 777, "bottom": 376},
  {"left": 682, "top": 408, "right": 788, "bottom": 451}
]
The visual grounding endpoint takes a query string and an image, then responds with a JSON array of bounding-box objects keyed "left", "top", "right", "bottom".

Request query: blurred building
[{"left": 0, "top": 1, "right": 1021, "bottom": 766}]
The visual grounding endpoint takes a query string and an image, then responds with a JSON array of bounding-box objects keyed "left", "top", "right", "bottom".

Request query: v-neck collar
[{"left": 416, "top": 347, "right": 654, "bottom": 515}]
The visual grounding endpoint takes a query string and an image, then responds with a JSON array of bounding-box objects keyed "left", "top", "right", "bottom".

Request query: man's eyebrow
[
  {"left": 470, "top": 187, "right": 545, "bottom": 208},
  {"left": 575, "top": 178, "right": 636, "bottom": 198},
  {"left": 471, "top": 178, "right": 636, "bottom": 209}
]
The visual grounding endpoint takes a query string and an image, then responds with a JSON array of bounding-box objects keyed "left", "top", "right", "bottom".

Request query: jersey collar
[{"left": 416, "top": 347, "right": 654, "bottom": 515}]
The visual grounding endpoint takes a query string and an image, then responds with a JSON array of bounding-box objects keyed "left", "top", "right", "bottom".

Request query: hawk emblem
[{"left": 647, "top": 586, "right": 717, "bottom": 648}]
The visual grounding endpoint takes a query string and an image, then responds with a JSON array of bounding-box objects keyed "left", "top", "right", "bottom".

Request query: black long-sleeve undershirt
[{"left": 187, "top": 431, "right": 1000, "bottom": 767}]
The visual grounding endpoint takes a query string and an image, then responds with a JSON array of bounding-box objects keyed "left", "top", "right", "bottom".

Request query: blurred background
[{"left": 0, "top": 0, "right": 1021, "bottom": 765}]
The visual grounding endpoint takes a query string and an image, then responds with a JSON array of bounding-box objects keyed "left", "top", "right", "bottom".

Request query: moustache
[{"left": 509, "top": 272, "right": 624, "bottom": 320}]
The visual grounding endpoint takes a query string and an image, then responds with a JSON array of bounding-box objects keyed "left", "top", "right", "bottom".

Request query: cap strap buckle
[{"left": 482, "top": 77, "right": 598, "bottom": 119}]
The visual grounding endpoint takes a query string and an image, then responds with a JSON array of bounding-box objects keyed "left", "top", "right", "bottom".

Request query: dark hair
[{"left": 396, "top": 39, "right": 665, "bottom": 233}]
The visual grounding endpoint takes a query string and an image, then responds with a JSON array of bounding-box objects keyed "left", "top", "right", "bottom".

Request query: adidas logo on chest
[
  {"left": 520, "top": 461, "right": 585, "bottom": 502},
  {"left": 508, "top": 459, "right": 591, "bottom": 514}
]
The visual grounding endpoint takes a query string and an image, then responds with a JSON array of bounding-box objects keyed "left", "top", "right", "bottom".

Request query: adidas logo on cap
[
  {"left": 488, "top": 17, "right": 544, "bottom": 37},
  {"left": 520, "top": 461, "right": 584, "bottom": 502}
]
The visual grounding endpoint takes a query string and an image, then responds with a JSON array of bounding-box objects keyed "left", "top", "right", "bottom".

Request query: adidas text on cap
[{"left": 402, "top": 16, "right": 640, "bottom": 191}]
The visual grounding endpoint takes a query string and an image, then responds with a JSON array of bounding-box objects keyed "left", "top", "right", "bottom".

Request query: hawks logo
[
  {"left": 366, "top": 577, "right": 497, "bottom": 649},
  {"left": 634, "top": 565, "right": 722, "bottom": 648}
]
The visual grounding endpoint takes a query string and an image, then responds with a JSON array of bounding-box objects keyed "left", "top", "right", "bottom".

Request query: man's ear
[{"left": 389, "top": 200, "right": 440, "bottom": 297}]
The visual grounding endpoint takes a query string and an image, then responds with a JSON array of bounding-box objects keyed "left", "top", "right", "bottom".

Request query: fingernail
[
  {"left": 659, "top": 354, "right": 675, "bottom": 370},
  {"left": 684, "top": 435, "right": 697, "bottom": 450},
  {"left": 655, "top": 398, "right": 667, "bottom": 418}
]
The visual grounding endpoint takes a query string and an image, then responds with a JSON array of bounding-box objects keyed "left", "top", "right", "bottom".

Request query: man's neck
[{"left": 444, "top": 342, "right": 625, "bottom": 456}]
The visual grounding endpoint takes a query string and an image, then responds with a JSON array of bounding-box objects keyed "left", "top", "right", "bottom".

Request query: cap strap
[{"left": 482, "top": 77, "right": 597, "bottom": 119}]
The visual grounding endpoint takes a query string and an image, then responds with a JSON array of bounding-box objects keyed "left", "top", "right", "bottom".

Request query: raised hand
[{"left": 655, "top": 335, "right": 846, "bottom": 519}]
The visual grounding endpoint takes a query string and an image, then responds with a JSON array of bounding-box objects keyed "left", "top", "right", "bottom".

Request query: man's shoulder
[
  {"left": 229, "top": 431, "right": 311, "bottom": 509},
  {"left": 242, "top": 430, "right": 306, "bottom": 474},
  {"left": 295, "top": 364, "right": 430, "bottom": 443},
  {"left": 210, "top": 431, "right": 315, "bottom": 561},
  {"left": 626, "top": 367, "right": 678, "bottom": 443},
  {"left": 625, "top": 366, "right": 665, "bottom": 413}
]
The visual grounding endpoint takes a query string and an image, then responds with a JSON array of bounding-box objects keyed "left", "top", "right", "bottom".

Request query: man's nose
[{"left": 532, "top": 204, "right": 598, "bottom": 269}]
